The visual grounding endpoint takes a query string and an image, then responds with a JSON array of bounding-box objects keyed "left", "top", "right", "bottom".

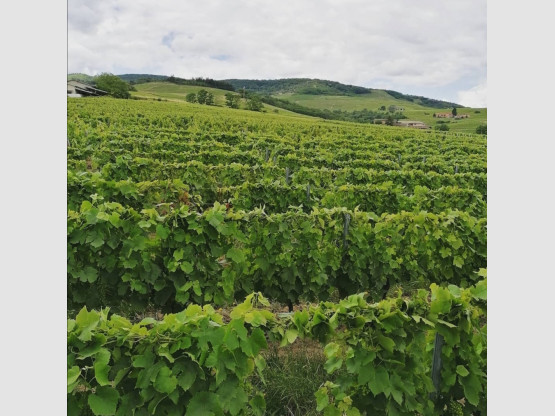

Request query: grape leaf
[{"left": 88, "top": 386, "right": 119, "bottom": 416}]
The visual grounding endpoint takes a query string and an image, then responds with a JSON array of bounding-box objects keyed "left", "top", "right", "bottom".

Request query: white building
[{"left": 394, "top": 120, "right": 429, "bottom": 129}]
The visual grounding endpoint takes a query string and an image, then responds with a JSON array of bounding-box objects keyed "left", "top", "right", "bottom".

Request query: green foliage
[
  {"left": 193, "top": 89, "right": 215, "bottom": 105},
  {"left": 196, "top": 89, "right": 209, "bottom": 104},
  {"left": 67, "top": 172, "right": 486, "bottom": 218},
  {"left": 68, "top": 298, "right": 269, "bottom": 416},
  {"left": 452, "top": 107, "right": 458, "bottom": 116},
  {"left": 224, "top": 93, "right": 240, "bottom": 109},
  {"left": 67, "top": 97, "right": 486, "bottom": 414},
  {"left": 224, "top": 78, "right": 370, "bottom": 96},
  {"left": 436, "top": 123, "right": 450, "bottom": 131},
  {"left": 107, "top": 74, "right": 235, "bottom": 90},
  {"left": 476, "top": 124, "right": 487, "bottom": 135},
  {"left": 94, "top": 73, "right": 131, "bottom": 99},
  {"left": 68, "top": 281, "right": 486, "bottom": 415},
  {"left": 385, "top": 89, "right": 461, "bottom": 109},
  {"left": 185, "top": 92, "right": 196, "bottom": 103},
  {"left": 67, "top": 201, "right": 486, "bottom": 310},
  {"left": 205, "top": 92, "right": 215, "bottom": 106},
  {"left": 246, "top": 95, "right": 264, "bottom": 112}
]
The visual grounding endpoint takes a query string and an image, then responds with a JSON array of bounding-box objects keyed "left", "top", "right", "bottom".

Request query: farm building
[
  {"left": 394, "top": 120, "right": 429, "bottom": 129},
  {"left": 67, "top": 80, "right": 108, "bottom": 97},
  {"left": 434, "top": 113, "right": 452, "bottom": 118}
]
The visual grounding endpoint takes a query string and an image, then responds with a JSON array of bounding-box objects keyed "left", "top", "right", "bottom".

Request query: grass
[
  {"left": 277, "top": 91, "right": 487, "bottom": 133},
  {"left": 251, "top": 339, "right": 336, "bottom": 416},
  {"left": 131, "top": 82, "right": 311, "bottom": 118}
]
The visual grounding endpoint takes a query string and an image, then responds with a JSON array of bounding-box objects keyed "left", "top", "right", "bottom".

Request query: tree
[
  {"left": 246, "top": 95, "right": 263, "bottom": 111},
  {"left": 185, "top": 93, "right": 196, "bottom": 103},
  {"left": 475, "top": 124, "right": 487, "bottom": 135},
  {"left": 385, "top": 115, "right": 394, "bottom": 126},
  {"left": 379, "top": 105, "right": 386, "bottom": 111},
  {"left": 94, "top": 73, "right": 130, "bottom": 98},
  {"left": 225, "top": 93, "right": 240, "bottom": 109},
  {"left": 196, "top": 89, "right": 208, "bottom": 104},
  {"left": 452, "top": 107, "right": 458, "bottom": 116},
  {"left": 205, "top": 92, "right": 215, "bottom": 106}
]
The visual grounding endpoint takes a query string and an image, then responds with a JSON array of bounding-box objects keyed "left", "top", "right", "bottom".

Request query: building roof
[
  {"left": 394, "top": 120, "right": 429, "bottom": 129},
  {"left": 67, "top": 80, "right": 108, "bottom": 95},
  {"left": 396, "top": 120, "right": 426, "bottom": 125}
]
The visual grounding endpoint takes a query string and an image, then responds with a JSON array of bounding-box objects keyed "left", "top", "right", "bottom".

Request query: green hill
[
  {"left": 225, "top": 79, "right": 485, "bottom": 133},
  {"left": 68, "top": 73, "right": 486, "bottom": 133},
  {"left": 224, "top": 78, "right": 460, "bottom": 108},
  {"left": 130, "top": 82, "right": 310, "bottom": 118},
  {"left": 273, "top": 90, "right": 487, "bottom": 133}
]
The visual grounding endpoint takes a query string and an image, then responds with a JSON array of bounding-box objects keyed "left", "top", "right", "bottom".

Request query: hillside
[
  {"left": 274, "top": 90, "right": 487, "bottom": 133},
  {"left": 130, "top": 82, "right": 310, "bottom": 118},
  {"left": 68, "top": 73, "right": 487, "bottom": 133},
  {"left": 224, "top": 78, "right": 461, "bottom": 108},
  {"left": 225, "top": 79, "right": 485, "bottom": 133}
]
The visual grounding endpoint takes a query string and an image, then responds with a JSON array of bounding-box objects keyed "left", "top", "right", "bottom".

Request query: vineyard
[{"left": 67, "top": 97, "right": 487, "bottom": 415}]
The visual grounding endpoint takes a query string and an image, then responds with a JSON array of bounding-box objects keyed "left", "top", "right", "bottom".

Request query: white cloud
[
  {"left": 68, "top": 0, "right": 487, "bottom": 103},
  {"left": 458, "top": 82, "right": 487, "bottom": 108}
]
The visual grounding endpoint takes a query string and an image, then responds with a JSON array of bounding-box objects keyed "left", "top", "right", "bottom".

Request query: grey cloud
[
  {"left": 162, "top": 32, "right": 176, "bottom": 49},
  {"left": 68, "top": 0, "right": 486, "bottom": 105}
]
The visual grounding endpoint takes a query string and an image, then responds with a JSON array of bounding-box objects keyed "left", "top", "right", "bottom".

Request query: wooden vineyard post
[
  {"left": 454, "top": 164, "right": 459, "bottom": 174},
  {"left": 430, "top": 332, "right": 445, "bottom": 403},
  {"left": 306, "top": 183, "right": 311, "bottom": 202},
  {"left": 343, "top": 213, "right": 351, "bottom": 249},
  {"left": 285, "top": 167, "right": 291, "bottom": 185},
  {"left": 265, "top": 149, "right": 270, "bottom": 162}
]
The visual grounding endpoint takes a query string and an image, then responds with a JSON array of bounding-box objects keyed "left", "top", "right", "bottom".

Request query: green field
[
  {"left": 131, "top": 82, "right": 311, "bottom": 118},
  {"left": 278, "top": 91, "right": 487, "bottom": 133}
]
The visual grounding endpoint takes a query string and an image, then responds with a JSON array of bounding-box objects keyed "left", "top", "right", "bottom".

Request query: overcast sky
[{"left": 68, "top": 0, "right": 487, "bottom": 107}]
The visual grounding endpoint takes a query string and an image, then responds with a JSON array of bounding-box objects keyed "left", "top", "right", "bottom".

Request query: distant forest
[
  {"left": 384, "top": 90, "right": 460, "bottom": 109},
  {"left": 119, "top": 74, "right": 235, "bottom": 91},
  {"left": 225, "top": 78, "right": 371, "bottom": 96}
]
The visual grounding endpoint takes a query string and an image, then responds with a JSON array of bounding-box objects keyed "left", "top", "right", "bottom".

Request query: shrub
[
  {"left": 475, "top": 124, "right": 487, "bottom": 135},
  {"left": 435, "top": 123, "right": 450, "bottom": 131}
]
